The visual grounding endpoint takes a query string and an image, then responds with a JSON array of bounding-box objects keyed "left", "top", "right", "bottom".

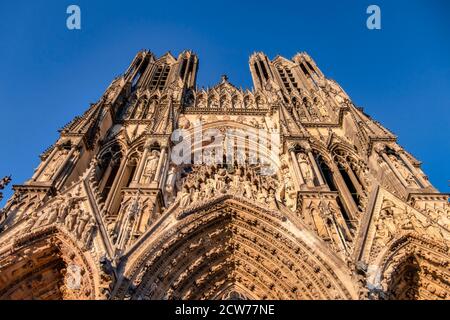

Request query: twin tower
[{"left": 0, "top": 50, "right": 449, "bottom": 300}]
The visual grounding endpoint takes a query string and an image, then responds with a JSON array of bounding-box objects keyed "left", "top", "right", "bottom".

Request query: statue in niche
[
  {"left": 197, "top": 97, "right": 206, "bottom": 108},
  {"left": 147, "top": 99, "right": 157, "bottom": 118},
  {"left": 141, "top": 150, "right": 160, "bottom": 184},
  {"left": 297, "top": 152, "right": 314, "bottom": 187},
  {"left": 165, "top": 166, "right": 178, "bottom": 201},
  {"left": 388, "top": 154, "right": 418, "bottom": 187},
  {"left": 41, "top": 149, "right": 70, "bottom": 181},
  {"left": 134, "top": 99, "right": 147, "bottom": 119},
  {"left": 191, "top": 187, "right": 200, "bottom": 203},
  {"left": 57, "top": 198, "right": 71, "bottom": 223}
]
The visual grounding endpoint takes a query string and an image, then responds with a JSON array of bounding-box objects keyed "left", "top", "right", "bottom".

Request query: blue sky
[{"left": 0, "top": 0, "right": 449, "bottom": 205}]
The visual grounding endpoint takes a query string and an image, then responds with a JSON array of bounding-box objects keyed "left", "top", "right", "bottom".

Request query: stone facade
[{"left": 0, "top": 50, "right": 449, "bottom": 300}]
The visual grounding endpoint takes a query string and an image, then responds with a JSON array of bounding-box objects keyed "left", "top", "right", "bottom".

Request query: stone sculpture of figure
[
  {"left": 24, "top": 211, "right": 39, "bottom": 232},
  {"left": 243, "top": 179, "right": 254, "bottom": 200},
  {"left": 141, "top": 150, "right": 160, "bottom": 184},
  {"left": 215, "top": 170, "right": 226, "bottom": 194},
  {"left": 76, "top": 210, "right": 91, "bottom": 238},
  {"left": 165, "top": 166, "right": 178, "bottom": 200},
  {"left": 191, "top": 188, "right": 200, "bottom": 203},
  {"left": 57, "top": 198, "right": 70, "bottom": 223},
  {"left": 297, "top": 152, "right": 314, "bottom": 187},
  {"left": 378, "top": 201, "right": 397, "bottom": 237},
  {"left": 46, "top": 203, "right": 60, "bottom": 224},
  {"left": 42, "top": 149, "right": 69, "bottom": 181},
  {"left": 66, "top": 204, "right": 80, "bottom": 231},
  {"left": 231, "top": 174, "right": 241, "bottom": 194},
  {"left": 35, "top": 209, "right": 49, "bottom": 228},
  {"left": 147, "top": 99, "right": 157, "bottom": 118},
  {"left": 205, "top": 177, "right": 215, "bottom": 198},
  {"left": 179, "top": 187, "right": 191, "bottom": 208},
  {"left": 134, "top": 99, "right": 147, "bottom": 118},
  {"left": 267, "top": 189, "right": 278, "bottom": 210},
  {"left": 82, "top": 219, "right": 96, "bottom": 244}
]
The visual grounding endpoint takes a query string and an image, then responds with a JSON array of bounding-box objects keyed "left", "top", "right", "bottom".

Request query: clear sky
[{"left": 0, "top": 0, "right": 449, "bottom": 205}]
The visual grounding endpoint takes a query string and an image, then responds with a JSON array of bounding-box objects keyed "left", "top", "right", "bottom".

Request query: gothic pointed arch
[
  {"left": 369, "top": 233, "right": 450, "bottom": 300},
  {"left": 0, "top": 225, "right": 104, "bottom": 300},
  {"left": 113, "top": 197, "right": 357, "bottom": 300}
]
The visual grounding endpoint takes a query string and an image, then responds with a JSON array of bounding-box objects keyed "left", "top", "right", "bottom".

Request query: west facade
[{"left": 0, "top": 50, "right": 449, "bottom": 300}]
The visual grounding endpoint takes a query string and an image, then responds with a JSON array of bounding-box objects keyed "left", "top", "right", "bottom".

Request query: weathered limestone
[{"left": 0, "top": 50, "right": 448, "bottom": 300}]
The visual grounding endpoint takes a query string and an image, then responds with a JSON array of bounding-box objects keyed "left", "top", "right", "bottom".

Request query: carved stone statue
[
  {"left": 134, "top": 99, "right": 147, "bottom": 119},
  {"left": 76, "top": 211, "right": 91, "bottom": 238},
  {"left": 141, "top": 150, "right": 160, "bottom": 184},
  {"left": 82, "top": 219, "right": 96, "bottom": 244},
  {"left": 297, "top": 152, "right": 314, "bottom": 187},
  {"left": 66, "top": 204, "right": 80, "bottom": 231},
  {"left": 179, "top": 187, "right": 191, "bottom": 208}
]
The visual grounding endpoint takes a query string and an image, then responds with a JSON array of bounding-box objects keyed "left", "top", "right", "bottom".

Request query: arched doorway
[
  {"left": 0, "top": 227, "right": 98, "bottom": 300},
  {"left": 114, "top": 198, "right": 356, "bottom": 300}
]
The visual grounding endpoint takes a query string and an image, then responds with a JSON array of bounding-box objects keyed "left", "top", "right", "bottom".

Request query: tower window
[{"left": 300, "top": 63, "right": 310, "bottom": 77}]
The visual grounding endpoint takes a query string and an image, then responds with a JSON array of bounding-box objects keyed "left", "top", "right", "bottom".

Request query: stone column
[
  {"left": 307, "top": 150, "right": 325, "bottom": 186},
  {"left": 105, "top": 157, "right": 127, "bottom": 210},
  {"left": 32, "top": 146, "right": 59, "bottom": 181},
  {"left": 380, "top": 152, "right": 408, "bottom": 188},
  {"left": 51, "top": 148, "right": 76, "bottom": 182},
  {"left": 329, "top": 161, "right": 358, "bottom": 220},
  {"left": 398, "top": 152, "right": 430, "bottom": 188},
  {"left": 342, "top": 163, "right": 364, "bottom": 195},
  {"left": 153, "top": 147, "right": 167, "bottom": 183},
  {"left": 289, "top": 148, "right": 305, "bottom": 188},
  {"left": 133, "top": 146, "right": 149, "bottom": 183}
]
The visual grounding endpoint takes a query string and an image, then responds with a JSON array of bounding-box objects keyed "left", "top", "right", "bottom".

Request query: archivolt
[
  {"left": 370, "top": 233, "right": 450, "bottom": 300},
  {"left": 0, "top": 226, "right": 101, "bottom": 300},
  {"left": 114, "top": 198, "right": 356, "bottom": 300}
]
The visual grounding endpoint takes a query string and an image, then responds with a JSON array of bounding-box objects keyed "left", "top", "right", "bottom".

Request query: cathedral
[{"left": 0, "top": 50, "right": 449, "bottom": 300}]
